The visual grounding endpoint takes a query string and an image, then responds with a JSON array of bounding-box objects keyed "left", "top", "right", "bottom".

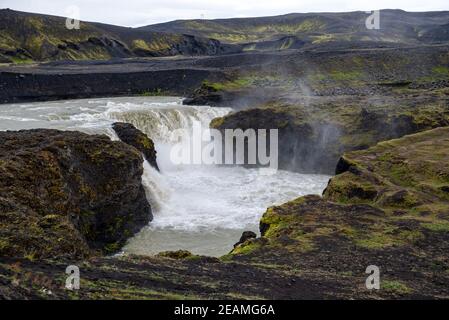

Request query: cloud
[{"left": 1, "top": 0, "right": 448, "bottom": 26}]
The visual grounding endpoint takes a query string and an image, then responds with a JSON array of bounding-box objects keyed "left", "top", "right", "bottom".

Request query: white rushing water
[{"left": 0, "top": 96, "right": 330, "bottom": 256}]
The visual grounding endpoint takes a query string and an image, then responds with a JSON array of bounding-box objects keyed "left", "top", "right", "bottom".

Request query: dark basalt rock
[
  {"left": 0, "top": 54, "right": 12, "bottom": 63},
  {"left": 335, "top": 157, "right": 352, "bottom": 175},
  {"left": 0, "top": 67, "right": 221, "bottom": 104},
  {"left": 211, "top": 90, "right": 449, "bottom": 174},
  {"left": 183, "top": 83, "right": 280, "bottom": 109},
  {"left": 0, "top": 129, "right": 152, "bottom": 260},
  {"left": 234, "top": 231, "right": 257, "bottom": 248},
  {"left": 211, "top": 107, "right": 341, "bottom": 174},
  {"left": 112, "top": 122, "right": 159, "bottom": 171},
  {"left": 183, "top": 88, "right": 224, "bottom": 106}
]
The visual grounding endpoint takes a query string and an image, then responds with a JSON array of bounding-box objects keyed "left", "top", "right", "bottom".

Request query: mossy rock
[
  {"left": 0, "top": 129, "right": 152, "bottom": 260},
  {"left": 112, "top": 122, "right": 159, "bottom": 171}
]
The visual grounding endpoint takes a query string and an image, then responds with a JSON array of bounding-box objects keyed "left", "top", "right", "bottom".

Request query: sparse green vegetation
[
  {"left": 141, "top": 88, "right": 164, "bottom": 96},
  {"left": 354, "top": 228, "right": 424, "bottom": 249},
  {"left": 382, "top": 280, "right": 412, "bottom": 294},
  {"left": 231, "top": 239, "right": 264, "bottom": 255},
  {"left": 329, "top": 70, "right": 363, "bottom": 81},
  {"left": 9, "top": 56, "right": 34, "bottom": 64},
  {"left": 311, "top": 34, "right": 336, "bottom": 43},
  {"left": 422, "top": 221, "right": 449, "bottom": 232},
  {"left": 432, "top": 66, "right": 449, "bottom": 76},
  {"left": 203, "top": 77, "right": 253, "bottom": 91}
]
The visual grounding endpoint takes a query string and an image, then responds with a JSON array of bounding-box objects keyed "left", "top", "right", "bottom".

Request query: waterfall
[
  {"left": 108, "top": 103, "right": 232, "bottom": 216},
  {"left": 109, "top": 105, "right": 231, "bottom": 143},
  {"left": 103, "top": 127, "right": 120, "bottom": 141},
  {"left": 141, "top": 160, "right": 171, "bottom": 212},
  {"left": 0, "top": 96, "right": 331, "bottom": 256}
]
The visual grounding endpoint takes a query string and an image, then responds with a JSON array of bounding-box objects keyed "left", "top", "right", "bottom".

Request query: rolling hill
[
  {"left": 1, "top": 8, "right": 448, "bottom": 64},
  {"left": 0, "top": 9, "right": 239, "bottom": 63},
  {"left": 142, "top": 9, "right": 449, "bottom": 47}
]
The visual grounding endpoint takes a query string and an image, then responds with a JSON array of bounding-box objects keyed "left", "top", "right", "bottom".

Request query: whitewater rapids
[{"left": 0, "top": 96, "right": 330, "bottom": 256}]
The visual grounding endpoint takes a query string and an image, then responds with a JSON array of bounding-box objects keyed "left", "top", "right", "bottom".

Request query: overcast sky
[{"left": 1, "top": 0, "right": 448, "bottom": 27}]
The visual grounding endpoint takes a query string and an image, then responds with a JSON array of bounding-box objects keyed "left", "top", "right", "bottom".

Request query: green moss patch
[
  {"left": 382, "top": 280, "right": 412, "bottom": 294},
  {"left": 422, "top": 221, "right": 449, "bottom": 232}
]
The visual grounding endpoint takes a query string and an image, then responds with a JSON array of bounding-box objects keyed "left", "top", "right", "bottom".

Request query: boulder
[
  {"left": 234, "top": 231, "right": 257, "bottom": 248},
  {"left": 0, "top": 129, "right": 152, "bottom": 260},
  {"left": 112, "top": 122, "right": 159, "bottom": 171}
]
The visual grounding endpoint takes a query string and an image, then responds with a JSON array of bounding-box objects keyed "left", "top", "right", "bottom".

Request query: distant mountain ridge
[
  {"left": 0, "top": 9, "right": 239, "bottom": 63},
  {"left": 142, "top": 9, "right": 449, "bottom": 45},
  {"left": 1, "top": 8, "right": 448, "bottom": 63}
]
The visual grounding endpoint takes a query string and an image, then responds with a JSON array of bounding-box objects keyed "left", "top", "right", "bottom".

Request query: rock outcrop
[
  {"left": 234, "top": 231, "right": 257, "bottom": 248},
  {"left": 228, "top": 127, "right": 449, "bottom": 298},
  {"left": 112, "top": 122, "right": 159, "bottom": 171},
  {"left": 0, "top": 129, "right": 152, "bottom": 260},
  {"left": 211, "top": 94, "right": 449, "bottom": 174},
  {"left": 0, "top": 68, "right": 224, "bottom": 104}
]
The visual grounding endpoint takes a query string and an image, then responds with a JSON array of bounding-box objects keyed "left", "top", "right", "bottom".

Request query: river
[{"left": 0, "top": 96, "right": 330, "bottom": 256}]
